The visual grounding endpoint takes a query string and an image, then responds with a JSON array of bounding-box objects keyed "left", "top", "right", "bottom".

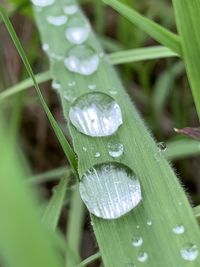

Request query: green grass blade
[
  {"left": 66, "top": 187, "right": 85, "bottom": 267},
  {"left": 109, "top": 45, "right": 178, "bottom": 65},
  {"left": 0, "top": 71, "right": 51, "bottom": 103},
  {"left": 0, "top": 121, "right": 62, "bottom": 267},
  {"left": 172, "top": 0, "right": 200, "bottom": 121},
  {"left": 103, "top": 0, "right": 181, "bottom": 55},
  {"left": 33, "top": 1, "right": 200, "bottom": 266},
  {"left": 0, "top": 7, "right": 77, "bottom": 173},
  {"left": 77, "top": 252, "right": 101, "bottom": 267},
  {"left": 165, "top": 138, "right": 200, "bottom": 161},
  {"left": 42, "top": 176, "right": 69, "bottom": 230}
]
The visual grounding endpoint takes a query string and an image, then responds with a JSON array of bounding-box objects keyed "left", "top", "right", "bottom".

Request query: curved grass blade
[
  {"left": 0, "top": 7, "right": 77, "bottom": 173},
  {"left": 172, "top": 0, "right": 200, "bottom": 121},
  {"left": 76, "top": 252, "right": 101, "bottom": 267},
  {"left": 103, "top": 0, "right": 181, "bottom": 55}
]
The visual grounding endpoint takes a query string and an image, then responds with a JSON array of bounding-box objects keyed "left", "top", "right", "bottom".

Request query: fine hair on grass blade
[
  {"left": 0, "top": 6, "right": 77, "bottom": 173},
  {"left": 31, "top": 0, "right": 200, "bottom": 266}
]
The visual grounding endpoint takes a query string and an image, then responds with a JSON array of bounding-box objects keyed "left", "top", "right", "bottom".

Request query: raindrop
[
  {"left": 180, "top": 243, "right": 198, "bottom": 261},
  {"left": 157, "top": 142, "right": 167, "bottom": 152},
  {"left": 31, "top": 0, "right": 55, "bottom": 7},
  {"left": 136, "top": 225, "right": 140, "bottom": 229},
  {"left": 88, "top": 84, "right": 96, "bottom": 90},
  {"left": 68, "top": 80, "right": 76, "bottom": 87},
  {"left": 47, "top": 15, "right": 67, "bottom": 26},
  {"left": 137, "top": 252, "right": 148, "bottom": 262},
  {"left": 79, "top": 162, "right": 142, "bottom": 219},
  {"left": 52, "top": 80, "right": 61, "bottom": 90},
  {"left": 64, "top": 45, "right": 99, "bottom": 76},
  {"left": 109, "top": 90, "right": 118, "bottom": 95},
  {"left": 83, "top": 146, "right": 87, "bottom": 152},
  {"left": 42, "top": 43, "right": 49, "bottom": 52},
  {"left": 95, "top": 152, "right": 101, "bottom": 158},
  {"left": 69, "top": 92, "right": 123, "bottom": 137},
  {"left": 173, "top": 225, "right": 185, "bottom": 235},
  {"left": 63, "top": 91, "right": 76, "bottom": 103},
  {"left": 65, "top": 16, "right": 90, "bottom": 44},
  {"left": 107, "top": 142, "right": 124, "bottom": 158},
  {"left": 132, "top": 236, "right": 143, "bottom": 247},
  {"left": 64, "top": 5, "right": 78, "bottom": 15},
  {"left": 147, "top": 220, "right": 152, "bottom": 226}
]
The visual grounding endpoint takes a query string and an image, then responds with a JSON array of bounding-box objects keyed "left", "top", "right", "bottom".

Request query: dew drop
[
  {"left": 107, "top": 142, "right": 124, "bottom": 158},
  {"left": 157, "top": 142, "right": 167, "bottom": 152},
  {"left": 64, "top": 5, "right": 78, "bottom": 15},
  {"left": 79, "top": 162, "right": 142, "bottom": 219},
  {"left": 47, "top": 15, "right": 67, "bottom": 26},
  {"left": 173, "top": 225, "right": 185, "bottom": 235},
  {"left": 136, "top": 225, "right": 140, "bottom": 229},
  {"left": 52, "top": 80, "right": 61, "bottom": 90},
  {"left": 147, "top": 220, "right": 152, "bottom": 226},
  {"left": 31, "top": 0, "right": 55, "bottom": 7},
  {"left": 83, "top": 146, "right": 87, "bottom": 152},
  {"left": 63, "top": 91, "right": 76, "bottom": 103},
  {"left": 68, "top": 80, "right": 76, "bottom": 87},
  {"left": 137, "top": 252, "right": 148, "bottom": 262},
  {"left": 109, "top": 90, "right": 118, "bottom": 95},
  {"left": 132, "top": 236, "right": 143, "bottom": 247},
  {"left": 180, "top": 243, "right": 198, "bottom": 261},
  {"left": 42, "top": 43, "right": 49, "bottom": 52},
  {"left": 69, "top": 92, "right": 123, "bottom": 137},
  {"left": 65, "top": 17, "right": 90, "bottom": 44},
  {"left": 64, "top": 45, "right": 99, "bottom": 76},
  {"left": 88, "top": 84, "right": 97, "bottom": 90},
  {"left": 95, "top": 152, "right": 101, "bottom": 158}
]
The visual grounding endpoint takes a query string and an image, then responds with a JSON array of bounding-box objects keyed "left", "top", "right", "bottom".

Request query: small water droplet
[
  {"left": 88, "top": 84, "right": 96, "bottom": 90},
  {"left": 79, "top": 162, "right": 142, "bottom": 219},
  {"left": 178, "top": 201, "right": 183, "bottom": 206},
  {"left": 137, "top": 252, "right": 148, "bottom": 262},
  {"left": 107, "top": 142, "right": 124, "bottom": 158},
  {"left": 147, "top": 220, "right": 152, "bottom": 226},
  {"left": 83, "top": 146, "right": 87, "bottom": 152},
  {"left": 173, "top": 225, "right": 185, "bottom": 235},
  {"left": 109, "top": 90, "right": 118, "bottom": 95},
  {"left": 50, "top": 52, "right": 64, "bottom": 61},
  {"left": 157, "top": 142, "right": 167, "bottom": 152},
  {"left": 47, "top": 15, "right": 67, "bottom": 26},
  {"left": 95, "top": 152, "right": 101, "bottom": 158},
  {"left": 65, "top": 17, "right": 90, "bottom": 44},
  {"left": 180, "top": 243, "right": 198, "bottom": 261},
  {"left": 68, "top": 81, "right": 76, "bottom": 87},
  {"left": 42, "top": 43, "right": 49, "bottom": 52},
  {"left": 52, "top": 80, "right": 61, "bottom": 90},
  {"left": 69, "top": 92, "right": 123, "bottom": 137},
  {"left": 136, "top": 225, "right": 140, "bottom": 229},
  {"left": 64, "top": 45, "right": 99, "bottom": 76},
  {"left": 132, "top": 236, "right": 143, "bottom": 247},
  {"left": 31, "top": 0, "right": 54, "bottom": 7},
  {"left": 63, "top": 91, "right": 76, "bottom": 103},
  {"left": 64, "top": 5, "right": 78, "bottom": 15}
]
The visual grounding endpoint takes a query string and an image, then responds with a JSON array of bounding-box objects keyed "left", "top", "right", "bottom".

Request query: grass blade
[
  {"left": 172, "top": 0, "right": 200, "bottom": 121},
  {"left": 103, "top": 0, "right": 181, "bottom": 55},
  {"left": 0, "top": 7, "right": 77, "bottom": 173},
  {"left": 77, "top": 252, "right": 101, "bottom": 267},
  {"left": 42, "top": 176, "right": 69, "bottom": 230}
]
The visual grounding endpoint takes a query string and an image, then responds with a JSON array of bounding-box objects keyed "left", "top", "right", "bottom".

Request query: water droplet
[
  {"left": 136, "top": 225, "right": 140, "bottom": 229},
  {"left": 63, "top": 91, "right": 76, "bottom": 103},
  {"left": 88, "top": 84, "right": 96, "bottom": 90},
  {"left": 69, "top": 92, "right": 123, "bottom": 137},
  {"left": 52, "top": 80, "right": 61, "bottom": 90},
  {"left": 47, "top": 15, "right": 67, "bottom": 26},
  {"left": 64, "top": 45, "right": 99, "bottom": 76},
  {"left": 83, "top": 146, "right": 87, "bottom": 152},
  {"left": 95, "top": 152, "right": 101, "bottom": 158},
  {"left": 68, "top": 81, "right": 76, "bottom": 87},
  {"left": 42, "top": 43, "right": 49, "bottom": 52},
  {"left": 50, "top": 52, "right": 63, "bottom": 61},
  {"left": 147, "top": 220, "right": 152, "bottom": 226},
  {"left": 107, "top": 142, "right": 124, "bottom": 158},
  {"left": 79, "top": 162, "right": 142, "bottom": 219},
  {"left": 132, "top": 236, "right": 143, "bottom": 247},
  {"left": 178, "top": 201, "right": 183, "bottom": 206},
  {"left": 31, "top": 0, "right": 54, "bottom": 7},
  {"left": 109, "top": 90, "right": 118, "bottom": 95},
  {"left": 65, "top": 17, "right": 90, "bottom": 44},
  {"left": 137, "top": 252, "right": 148, "bottom": 262},
  {"left": 157, "top": 142, "right": 167, "bottom": 152},
  {"left": 173, "top": 225, "right": 185, "bottom": 235},
  {"left": 64, "top": 5, "right": 78, "bottom": 15},
  {"left": 180, "top": 243, "right": 198, "bottom": 261}
]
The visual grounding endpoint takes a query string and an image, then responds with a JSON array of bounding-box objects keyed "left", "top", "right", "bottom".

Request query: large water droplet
[
  {"left": 47, "top": 15, "right": 67, "bottom": 26},
  {"left": 157, "top": 142, "right": 167, "bottom": 152},
  {"left": 137, "top": 252, "right": 148, "bottom": 262},
  {"left": 180, "top": 243, "right": 198, "bottom": 261},
  {"left": 31, "top": 0, "right": 54, "bottom": 7},
  {"left": 107, "top": 142, "right": 124, "bottom": 158},
  {"left": 132, "top": 236, "right": 143, "bottom": 247},
  {"left": 79, "top": 162, "right": 142, "bottom": 219},
  {"left": 64, "top": 5, "right": 78, "bottom": 15},
  {"left": 173, "top": 225, "right": 185, "bottom": 235},
  {"left": 64, "top": 45, "right": 99, "bottom": 76},
  {"left": 69, "top": 92, "right": 123, "bottom": 137},
  {"left": 65, "top": 17, "right": 90, "bottom": 44}
]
